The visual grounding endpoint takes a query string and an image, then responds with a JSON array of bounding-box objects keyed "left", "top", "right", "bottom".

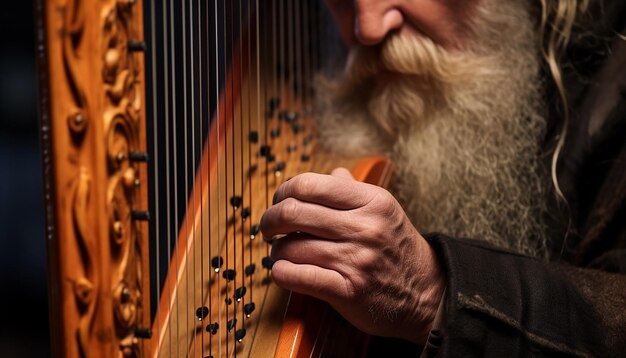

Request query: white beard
[{"left": 314, "top": 0, "right": 550, "bottom": 257}]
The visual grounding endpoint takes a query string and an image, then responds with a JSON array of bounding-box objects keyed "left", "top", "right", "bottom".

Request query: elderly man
[{"left": 261, "top": 0, "right": 626, "bottom": 355}]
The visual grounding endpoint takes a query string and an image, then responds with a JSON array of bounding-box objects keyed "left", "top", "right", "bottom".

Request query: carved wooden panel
[{"left": 38, "top": 0, "right": 150, "bottom": 356}]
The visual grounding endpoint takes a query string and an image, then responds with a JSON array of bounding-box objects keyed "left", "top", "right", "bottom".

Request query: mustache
[{"left": 345, "top": 33, "right": 493, "bottom": 85}]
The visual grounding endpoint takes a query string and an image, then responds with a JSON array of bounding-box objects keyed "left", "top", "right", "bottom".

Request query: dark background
[{"left": 0, "top": 1, "right": 50, "bottom": 357}]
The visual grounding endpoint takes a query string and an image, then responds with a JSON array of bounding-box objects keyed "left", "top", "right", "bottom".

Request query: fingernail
[{"left": 272, "top": 192, "right": 279, "bottom": 205}]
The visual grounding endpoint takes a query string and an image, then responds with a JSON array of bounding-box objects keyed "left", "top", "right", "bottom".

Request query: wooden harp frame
[{"left": 37, "top": 0, "right": 393, "bottom": 356}]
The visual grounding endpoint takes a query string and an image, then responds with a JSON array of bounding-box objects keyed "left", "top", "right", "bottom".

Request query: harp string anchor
[
  {"left": 206, "top": 323, "right": 219, "bottom": 335},
  {"left": 244, "top": 302, "right": 255, "bottom": 318},
  {"left": 130, "top": 210, "right": 150, "bottom": 221},
  {"left": 230, "top": 196, "right": 242, "bottom": 210},
  {"left": 268, "top": 98, "right": 280, "bottom": 116},
  {"left": 248, "top": 131, "right": 259, "bottom": 143},
  {"left": 270, "top": 128, "right": 281, "bottom": 139},
  {"left": 222, "top": 269, "right": 236, "bottom": 282},
  {"left": 128, "top": 151, "right": 149, "bottom": 162},
  {"left": 250, "top": 224, "right": 260, "bottom": 240},
  {"left": 235, "top": 328, "right": 247, "bottom": 343},
  {"left": 134, "top": 327, "right": 152, "bottom": 339},
  {"left": 127, "top": 41, "right": 147, "bottom": 52},
  {"left": 241, "top": 207, "right": 251, "bottom": 222},
  {"left": 234, "top": 286, "right": 247, "bottom": 302},
  {"left": 195, "top": 306, "right": 209, "bottom": 321},
  {"left": 262, "top": 256, "right": 274, "bottom": 270},
  {"left": 211, "top": 256, "right": 224, "bottom": 273},
  {"left": 275, "top": 162, "right": 286, "bottom": 177},
  {"left": 227, "top": 319, "right": 237, "bottom": 332},
  {"left": 245, "top": 264, "right": 256, "bottom": 276}
]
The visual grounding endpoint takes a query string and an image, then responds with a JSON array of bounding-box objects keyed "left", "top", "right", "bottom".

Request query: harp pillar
[{"left": 38, "top": 0, "right": 150, "bottom": 356}]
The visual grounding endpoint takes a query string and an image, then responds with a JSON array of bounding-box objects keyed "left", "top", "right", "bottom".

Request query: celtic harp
[{"left": 37, "top": 0, "right": 393, "bottom": 356}]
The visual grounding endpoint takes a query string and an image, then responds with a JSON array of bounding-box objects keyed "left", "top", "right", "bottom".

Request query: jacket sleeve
[{"left": 424, "top": 233, "right": 626, "bottom": 357}]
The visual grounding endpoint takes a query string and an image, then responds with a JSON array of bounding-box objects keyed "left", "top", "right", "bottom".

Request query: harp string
[
  {"left": 223, "top": 0, "right": 229, "bottom": 350},
  {"left": 206, "top": 0, "right": 215, "bottom": 354},
  {"left": 254, "top": 0, "right": 270, "bottom": 343},
  {"left": 303, "top": 0, "right": 310, "bottom": 110},
  {"left": 252, "top": 0, "right": 260, "bottom": 315},
  {"left": 187, "top": 0, "right": 200, "bottom": 353},
  {"left": 146, "top": 1, "right": 332, "bottom": 355},
  {"left": 148, "top": 0, "right": 160, "bottom": 355},
  {"left": 189, "top": 0, "right": 204, "bottom": 357},
  {"left": 266, "top": 0, "right": 273, "bottom": 334},
  {"left": 194, "top": 0, "right": 204, "bottom": 354},
  {"left": 288, "top": 0, "right": 294, "bottom": 109},
  {"left": 241, "top": 1, "right": 252, "bottom": 314},
  {"left": 233, "top": 0, "right": 244, "bottom": 340},
  {"left": 171, "top": 0, "right": 182, "bottom": 351},
  {"left": 214, "top": 0, "right": 223, "bottom": 355},
  {"left": 202, "top": 0, "right": 211, "bottom": 354},
  {"left": 226, "top": 0, "right": 235, "bottom": 352},
  {"left": 162, "top": 0, "right": 172, "bottom": 355},
  {"left": 296, "top": 0, "right": 303, "bottom": 107},
  {"left": 181, "top": 0, "right": 190, "bottom": 351},
  {"left": 279, "top": 0, "right": 285, "bottom": 119}
]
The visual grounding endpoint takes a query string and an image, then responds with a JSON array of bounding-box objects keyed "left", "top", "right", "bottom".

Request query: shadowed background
[{"left": 0, "top": 1, "right": 50, "bottom": 356}]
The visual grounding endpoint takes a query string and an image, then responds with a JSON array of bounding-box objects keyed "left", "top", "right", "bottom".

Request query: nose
[{"left": 353, "top": 0, "right": 404, "bottom": 45}]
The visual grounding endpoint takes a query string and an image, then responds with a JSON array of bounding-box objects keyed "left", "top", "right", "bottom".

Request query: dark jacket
[{"left": 423, "top": 1, "right": 626, "bottom": 356}]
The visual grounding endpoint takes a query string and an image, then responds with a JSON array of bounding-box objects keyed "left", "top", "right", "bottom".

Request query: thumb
[
  {"left": 330, "top": 167, "right": 354, "bottom": 180},
  {"left": 271, "top": 260, "right": 349, "bottom": 303}
]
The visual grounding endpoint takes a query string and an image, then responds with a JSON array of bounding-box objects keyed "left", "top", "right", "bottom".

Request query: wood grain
[{"left": 39, "top": 0, "right": 150, "bottom": 356}]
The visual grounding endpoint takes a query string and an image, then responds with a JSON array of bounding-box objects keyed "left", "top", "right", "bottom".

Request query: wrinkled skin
[{"left": 260, "top": 168, "right": 445, "bottom": 343}]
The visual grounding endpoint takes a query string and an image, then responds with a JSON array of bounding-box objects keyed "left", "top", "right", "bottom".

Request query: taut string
[{"left": 148, "top": 0, "right": 160, "bottom": 355}]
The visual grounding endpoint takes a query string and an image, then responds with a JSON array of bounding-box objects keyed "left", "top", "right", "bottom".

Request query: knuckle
[
  {"left": 278, "top": 197, "right": 300, "bottom": 223},
  {"left": 292, "top": 173, "right": 315, "bottom": 197},
  {"left": 349, "top": 246, "right": 378, "bottom": 272},
  {"left": 339, "top": 247, "right": 374, "bottom": 297},
  {"left": 343, "top": 273, "right": 364, "bottom": 299},
  {"left": 365, "top": 189, "right": 399, "bottom": 219},
  {"left": 359, "top": 219, "right": 386, "bottom": 241},
  {"left": 342, "top": 277, "right": 357, "bottom": 299},
  {"left": 359, "top": 249, "right": 379, "bottom": 271}
]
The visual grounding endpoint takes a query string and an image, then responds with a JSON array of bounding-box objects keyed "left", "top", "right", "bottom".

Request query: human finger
[
  {"left": 271, "top": 260, "right": 352, "bottom": 302},
  {"left": 260, "top": 197, "right": 360, "bottom": 240},
  {"left": 330, "top": 167, "right": 355, "bottom": 180},
  {"left": 271, "top": 232, "right": 358, "bottom": 273},
  {"left": 272, "top": 172, "right": 374, "bottom": 210}
]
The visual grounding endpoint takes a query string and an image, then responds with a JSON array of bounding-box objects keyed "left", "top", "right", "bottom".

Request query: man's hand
[{"left": 260, "top": 168, "right": 445, "bottom": 344}]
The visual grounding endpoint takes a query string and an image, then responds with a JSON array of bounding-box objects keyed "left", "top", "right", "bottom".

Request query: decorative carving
[
  {"left": 62, "top": 0, "right": 89, "bottom": 140},
  {"left": 71, "top": 167, "right": 99, "bottom": 357},
  {"left": 40, "top": 0, "right": 148, "bottom": 355},
  {"left": 102, "top": 1, "right": 145, "bottom": 356},
  {"left": 113, "top": 281, "right": 138, "bottom": 328}
]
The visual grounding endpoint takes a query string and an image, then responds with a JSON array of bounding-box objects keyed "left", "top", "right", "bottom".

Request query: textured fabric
[
  {"left": 426, "top": 234, "right": 625, "bottom": 357},
  {"left": 414, "top": 2, "right": 626, "bottom": 355}
]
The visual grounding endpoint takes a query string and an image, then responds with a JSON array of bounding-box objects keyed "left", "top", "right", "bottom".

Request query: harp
[{"left": 37, "top": 0, "right": 392, "bottom": 356}]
